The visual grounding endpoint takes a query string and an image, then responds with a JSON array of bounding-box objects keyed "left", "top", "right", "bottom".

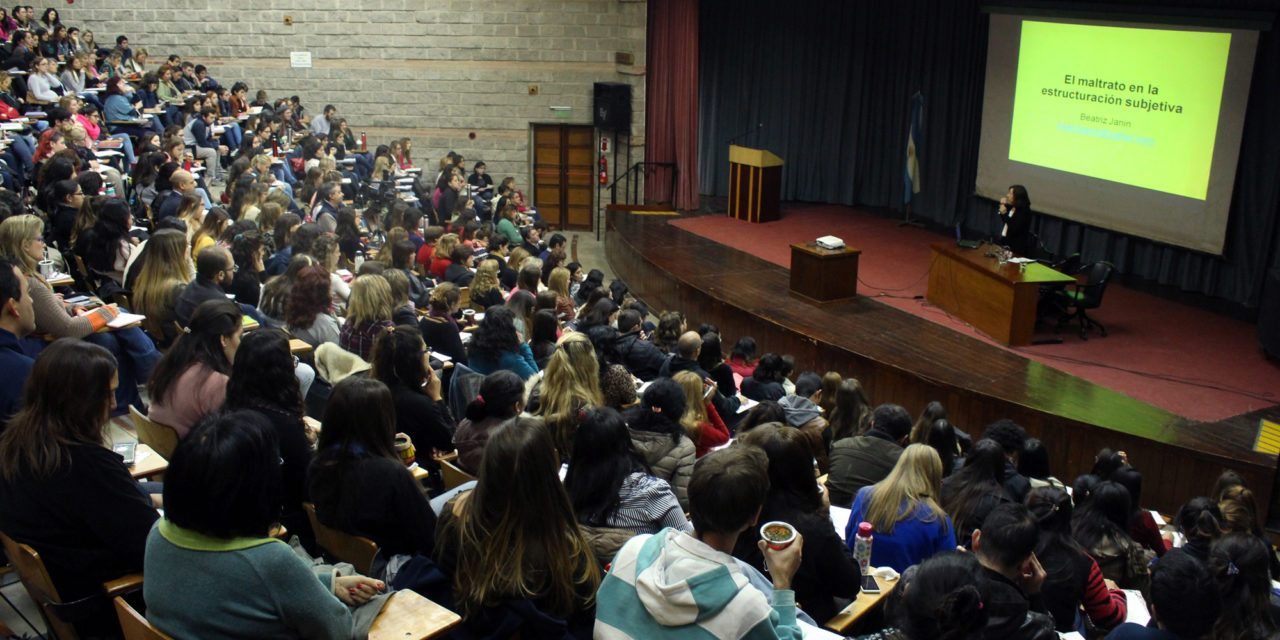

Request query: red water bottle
[
  {"left": 271, "top": 138, "right": 279, "bottom": 157},
  {"left": 360, "top": 132, "right": 367, "bottom": 151}
]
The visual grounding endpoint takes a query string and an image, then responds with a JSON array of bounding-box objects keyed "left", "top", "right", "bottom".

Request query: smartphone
[
  {"left": 113, "top": 442, "right": 137, "bottom": 466},
  {"left": 860, "top": 574, "right": 881, "bottom": 593}
]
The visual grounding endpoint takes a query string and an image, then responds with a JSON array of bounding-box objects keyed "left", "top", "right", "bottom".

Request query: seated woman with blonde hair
[
  {"left": 337, "top": 274, "right": 394, "bottom": 361},
  {"left": 844, "top": 443, "right": 956, "bottom": 573}
]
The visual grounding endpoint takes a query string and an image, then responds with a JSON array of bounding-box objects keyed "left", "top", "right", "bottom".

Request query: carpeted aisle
[{"left": 671, "top": 205, "right": 1280, "bottom": 422}]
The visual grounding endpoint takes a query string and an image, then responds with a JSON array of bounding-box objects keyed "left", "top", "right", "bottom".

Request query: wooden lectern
[{"left": 728, "top": 145, "right": 783, "bottom": 223}]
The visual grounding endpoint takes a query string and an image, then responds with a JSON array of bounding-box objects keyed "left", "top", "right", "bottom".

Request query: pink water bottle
[{"left": 853, "top": 522, "right": 874, "bottom": 575}]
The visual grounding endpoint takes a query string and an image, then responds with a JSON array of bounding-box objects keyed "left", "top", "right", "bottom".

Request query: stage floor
[{"left": 671, "top": 205, "right": 1280, "bottom": 423}]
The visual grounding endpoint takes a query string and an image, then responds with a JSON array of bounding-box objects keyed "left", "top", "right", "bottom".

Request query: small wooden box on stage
[
  {"left": 728, "top": 145, "right": 783, "bottom": 223},
  {"left": 790, "top": 242, "right": 861, "bottom": 305}
]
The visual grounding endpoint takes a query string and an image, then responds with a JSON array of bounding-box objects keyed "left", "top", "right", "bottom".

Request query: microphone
[{"left": 726, "top": 122, "right": 764, "bottom": 145}]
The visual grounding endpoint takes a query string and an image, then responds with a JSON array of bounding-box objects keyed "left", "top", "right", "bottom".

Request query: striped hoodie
[{"left": 594, "top": 528, "right": 804, "bottom": 640}]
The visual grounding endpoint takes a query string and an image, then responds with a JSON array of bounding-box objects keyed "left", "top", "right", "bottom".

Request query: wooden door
[{"left": 532, "top": 124, "right": 595, "bottom": 230}]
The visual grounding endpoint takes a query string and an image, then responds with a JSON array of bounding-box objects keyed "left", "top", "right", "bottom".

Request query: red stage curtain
[{"left": 645, "top": 0, "right": 699, "bottom": 211}]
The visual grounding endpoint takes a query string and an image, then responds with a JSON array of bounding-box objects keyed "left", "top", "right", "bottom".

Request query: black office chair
[
  {"left": 1049, "top": 252, "right": 1082, "bottom": 275},
  {"left": 1063, "top": 261, "right": 1114, "bottom": 339}
]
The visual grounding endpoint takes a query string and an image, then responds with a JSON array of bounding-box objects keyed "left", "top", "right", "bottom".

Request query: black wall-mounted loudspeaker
[{"left": 594, "top": 82, "right": 632, "bottom": 133}]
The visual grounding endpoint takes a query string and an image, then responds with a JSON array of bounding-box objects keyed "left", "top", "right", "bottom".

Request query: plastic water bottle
[
  {"left": 360, "top": 132, "right": 367, "bottom": 151},
  {"left": 853, "top": 522, "right": 874, "bottom": 575}
]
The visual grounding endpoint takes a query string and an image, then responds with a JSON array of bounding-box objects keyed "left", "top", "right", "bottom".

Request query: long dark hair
[
  {"left": 738, "top": 423, "right": 823, "bottom": 518},
  {"left": 1018, "top": 438, "right": 1053, "bottom": 480},
  {"left": 224, "top": 329, "right": 302, "bottom": 416},
  {"left": 1175, "top": 497, "right": 1224, "bottom": 549},
  {"left": 828, "top": 378, "right": 871, "bottom": 441},
  {"left": 444, "top": 417, "right": 599, "bottom": 619},
  {"left": 927, "top": 419, "right": 958, "bottom": 477},
  {"left": 696, "top": 332, "right": 723, "bottom": 373},
  {"left": 1071, "top": 481, "right": 1133, "bottom": 551},
  {"left": 149, "top": 299, "right": 242, "bottom": 406},
  {"left": 227, "top": 174, "right": 256, "bottom": 220},
  {"left": 910, "top": 401, "right": 947, "bottom": 444},
  {"left": 940, "top": 438, "right": 1006, "bottom": 544},
  {"left": 893, "top": 552, "right": 988, "bottom": 640},
  {"left": 314, "top": 377, "right": 398, "bottom": 462},
  {"left": 624, "top": 377, "right": 687, "bottom": 445},
  {"left": 463, "top": 370, "right": 525, "bottom": 422},
  {"left": 528, "top": 309, "right": 559, "bottom": 363},
  {"left": 0, "top": 340, "right": 116, "bottom": 481},
  {"left": 1108, "top": 464, "right": 1146, "bottom": 524},
  {"left": 369, "top": 325, "right": 427, "bottom": 391},
  {"left": 272, "top": 212, "right": 301, "bottom": 249},
  {"left": 730, "top": 336, "right": 757, "bottom": 363},
  {"left": 751, "top": 352, "right": 787, "bottom": 382},
  {"left": 1208, "top": 533, "right": 1278, "bottom": 640},
  {"left": 469, "top": 305, "right": 520, "bottom": 360},
  {"left": 563, "top": 408, "right": 649, "bottom": 526},
  {"left": 83, "top": 198, "right": 131, "bottom": 274},
  {"left": 336, "top": 208, "right": 361, "bottom": 242},
  {"left": 1027, "top": 486, "right": 1087, "bottom": 611},
  {"left": 1008, "top": 184, "right": 1030, "bottom": 210},
  {"left": 259, "top": 253, "right": 315, "bottom": 320}
]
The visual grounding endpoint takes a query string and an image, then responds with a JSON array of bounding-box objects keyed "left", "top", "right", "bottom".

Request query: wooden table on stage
[
  {"left": 926, "top": 242, "right": 1074, "bottom": 346},
  {"left": 790, "top": 242, "right": 861, "bottom": 305}
]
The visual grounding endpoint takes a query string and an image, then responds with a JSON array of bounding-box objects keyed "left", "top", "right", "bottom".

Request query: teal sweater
[
  {"left": 143, "top": 519, "right": 354, "bottom": 640},
  {"left": 496, "top": 217, "right": 523, "bottom": 246}
]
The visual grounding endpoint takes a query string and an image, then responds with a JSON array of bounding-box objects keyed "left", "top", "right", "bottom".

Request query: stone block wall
[{"left": 68, "top": 0, "right": 646, "bottom": 204}]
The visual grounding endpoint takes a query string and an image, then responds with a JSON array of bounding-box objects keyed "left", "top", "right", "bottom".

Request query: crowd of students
[{"left": 0, "top": 17, "right": 1273, "bottom": 640}]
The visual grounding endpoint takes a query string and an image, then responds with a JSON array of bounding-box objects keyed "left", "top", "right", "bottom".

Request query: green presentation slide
[{"left": 1008, "top": 21, "right": 1230, "bottom": 200}]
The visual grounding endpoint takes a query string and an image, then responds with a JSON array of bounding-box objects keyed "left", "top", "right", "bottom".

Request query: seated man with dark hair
[
  {"left": 778, "top": 371, "right": 831, "bottom": 473},
  {"left": 613, "top": 308, "right": 666, "bottom": 381},
  {"left": 183, "top": 107, "right": 228, "bottom": 184},
  {"left": 0, "top": 257, "right": 35, "bottom": 432},
  {"left": 1106, "top": 551, "right": 1220, "bottom": 640},
  {"left": 538, "top": 232, "right": 566, "bottom": 261},
  {"left": 826, "top": 403, "right": 913, "bottom": 507},
  {"left": 971, "top": 502, "right": 1056, "bottom": 640},
  {"left": 175, "top": 247, "right": 272, "bottom": 328},
  {"left": 520, "top": 221, "right": 546, "bottom": 256},
  {"left": 596, "top": 446, "right": 805, "bottom": 639},
  {"left": 175, "top": 246, "right": 237, "bottom": 326},
  {"left": 983, "top": 418, "right": 1032, "bottom": 502}
]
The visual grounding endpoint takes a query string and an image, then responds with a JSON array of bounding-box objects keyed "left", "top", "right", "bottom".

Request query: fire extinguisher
[{"left": 599, "top": 155, "right": 608, "bottom": 184}]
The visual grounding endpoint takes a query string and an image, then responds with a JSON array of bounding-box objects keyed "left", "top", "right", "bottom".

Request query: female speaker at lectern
[{"left": 997, "top": 185, "right": 1033, "bottom": 256}]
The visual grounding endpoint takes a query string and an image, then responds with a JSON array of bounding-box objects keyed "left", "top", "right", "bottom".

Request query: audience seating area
[{"left": 0, "top": 9, "right": 1271, "bottom": 640}]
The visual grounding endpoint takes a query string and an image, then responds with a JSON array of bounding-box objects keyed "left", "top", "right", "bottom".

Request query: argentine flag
[{"left": 905, "top": 92, "right": 924, "bottom": 204}]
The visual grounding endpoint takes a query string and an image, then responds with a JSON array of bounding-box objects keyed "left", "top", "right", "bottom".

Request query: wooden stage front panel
[{"left": 606, "top": 210, "right": 1280, "bottom": 520}]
